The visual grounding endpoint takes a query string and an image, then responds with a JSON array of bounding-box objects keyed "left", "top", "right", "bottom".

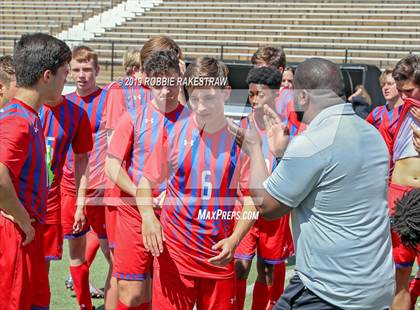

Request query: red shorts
[
  {"left": 389, "top": 182, "right": 416, "bottom": 268},
  {"left": 42, "top": 224, "right": 63, "bottom": 261},
  {"left": 113, "top": 210, "right": 152, "bottom": 280},
  {"left": 61, "top": 192, "right": 107, "bottom": 239},
  {"left": 235, "top": 215, "right": 294, "bottom": 264},
  {"left": 152, "top": 267, "right": 235, "bottom": 310},
  {"left": 0, "top": 216, "right": 50, "bottom": 309},
  {"left": 105, "top": 205, "right": 118, "bottom": 249}
]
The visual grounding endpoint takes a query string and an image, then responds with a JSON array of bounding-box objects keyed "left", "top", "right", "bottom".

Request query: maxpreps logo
[{"left": 197, "top": 209, "right": 259, "bottom": 221}]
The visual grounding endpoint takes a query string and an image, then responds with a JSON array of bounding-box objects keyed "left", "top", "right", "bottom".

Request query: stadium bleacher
[{"left": 1, "top": 0, "right": 419, "bottom": 86}]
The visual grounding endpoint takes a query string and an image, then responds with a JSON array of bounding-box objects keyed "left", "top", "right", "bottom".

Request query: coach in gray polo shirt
[{"left": 228, "top": 58, "right": 394, "bottom": 309}]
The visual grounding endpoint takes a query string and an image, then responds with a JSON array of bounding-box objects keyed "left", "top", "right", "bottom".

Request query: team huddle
[{"left": 0, "top": 32, "right": 419, "bottom": 310}]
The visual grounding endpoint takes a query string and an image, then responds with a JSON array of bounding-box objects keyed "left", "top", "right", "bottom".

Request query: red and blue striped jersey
[
  {"left": 104, "top": 79, "right": 149, "bottom": 206},
  {"left": 0, "top": 99, "right": 47, "bottom": 222},
  {"left": 105, "top": 78, "right": 149, "bottom": 131},
  {"left": 275, "top": 88, "right": 306, "bottom": 138},
  {"left": 107, "top": 90, "right": 189, "bottom": 210},
  {"left": 39, "top": 97, "right": 93, "bottom": 224},
  {"left": 144, "top": 115, "right": 250, "bottom": 279},
  {"left": 61, "top": 88, "right": 109, "bottom": 197},
  {"left": 366, "top": 104, "right": 401, "bottom": 130},
  {"left": 275, "top": 88, "right": 294, "bottom": 122}
]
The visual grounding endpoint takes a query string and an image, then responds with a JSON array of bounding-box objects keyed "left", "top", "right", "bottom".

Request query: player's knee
[
  {"left": 256, "top": 260, "right": 275, "bottom": 284},
  {"left": 68, "top": 236, "right": 86, "bottom": 261},
  {"left": 235, "top": 259, "right": 252, "bottom": 279},
  {"left": 118, "top": 280, "right": 149, "bottom": 305},
  {"left": 396, "top": 267, "right": 413, "bottom": 290}
]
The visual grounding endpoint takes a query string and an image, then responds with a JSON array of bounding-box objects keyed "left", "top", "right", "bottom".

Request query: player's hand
[
  {"left": 1, "top": 210, "right": 35, "bottom": 246},
  {"left": 152, "top": 190, "right": 166, "bottom": 209},
  {"left": 412, "top": 123, "right": 420, "bottom": 155},
  {"left": 411, "top": 106, "right": 420, "bottom": 120},
  {"left": 227, "top": 115, "right": 262, "bottom": 154},
  {"left": 208, "top": 237, "right": 238, "bottom": 267},
  {"left": 263, "top": 105, "right": 290, "bottom": 157},
  {"left": 142, "top": 212, "right": 165, "bottom": 256},
  {"left": 73, "top": 207, "right": 86, "bottom": 233}
]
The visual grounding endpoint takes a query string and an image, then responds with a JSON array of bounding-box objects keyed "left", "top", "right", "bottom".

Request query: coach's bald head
[{"left": 294, "top": 58, "right": 345, "bottom": 123}]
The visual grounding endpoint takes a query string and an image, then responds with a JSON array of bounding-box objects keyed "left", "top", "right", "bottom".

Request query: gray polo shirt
[{"left": 264, "top": 103, "right": 395, "bottom": 310}]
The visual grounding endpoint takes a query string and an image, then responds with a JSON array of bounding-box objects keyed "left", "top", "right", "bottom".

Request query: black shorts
[{"left": 274, "top": 274, "right": 342, "bottom": 310}]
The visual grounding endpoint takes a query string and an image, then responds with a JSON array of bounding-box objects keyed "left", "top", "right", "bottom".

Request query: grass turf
[{"left": 50, "top": 242, "right": 420, "bottom": 309}]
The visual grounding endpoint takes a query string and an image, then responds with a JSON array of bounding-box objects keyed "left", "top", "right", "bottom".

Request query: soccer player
[
  {"left": 281, "top": 67, "right": 294, "bottom": 90},
  {"left": 61, "top": 45, "right": 110, "bottom": 310},
  {"left": 0, "top": 55, "right": 18, "bottom": 108},
  {"left": 138, "top": 57, "right": 257, "bottom": 310},
  {"left": 234, "top": 67, "right": 294, "bottom": 310},
  {"left": 39, "top": 86, "right": 92, "bottom": 270},
  {"left": 366, "top": 68, "right": 403, "bottom": 129},
  {"left": 251, "top": 46, "right": 305, "bottom": 138},
  {"left": 104, "top": 38, "right": 185, "bottom": 308},
  {"left": 0, "top": 33, "right": 71, "bottom": 310},
  {"left": 105, "top": 49, "right": 188, "bottom": 310},
  {"left": 379, "top": 54, "right": 420, "bottom": 310}
]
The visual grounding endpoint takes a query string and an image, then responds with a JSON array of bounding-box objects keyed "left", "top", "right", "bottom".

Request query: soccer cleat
[
  {"left": 89, "top": 283, "right": 104, "bottom": 299},
  {"left": 65, "top": 275, "right": 74, "bottom": 290}
]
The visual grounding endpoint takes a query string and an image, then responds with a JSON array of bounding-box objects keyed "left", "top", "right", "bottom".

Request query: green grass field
[{"left": 50, "top": 241, "right": 420, "bottom": 309}]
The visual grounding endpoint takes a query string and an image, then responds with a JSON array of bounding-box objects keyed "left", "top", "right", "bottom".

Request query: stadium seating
[
  {"left": 1, "top": 0, "right": 419, "bottom": 85},
  {"left": 0, "top": 1, "right": 124, "bottom": 55},
  {"left": 78, "top": 0, "right": 420, "bottom": 83}
]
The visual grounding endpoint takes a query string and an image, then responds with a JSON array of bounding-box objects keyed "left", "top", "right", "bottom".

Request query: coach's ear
[{"left": 0, "top": 81, "right": 5, "bottom": 102}]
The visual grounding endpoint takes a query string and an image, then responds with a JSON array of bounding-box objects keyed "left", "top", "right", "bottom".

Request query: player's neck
[
  {"left": 13, "top": 88, "right": 44, "bottom": 112},
  {"left": 194, "top": 114, "right": 227, "bottom": 134},
  {"left": 152, "top": 98, "right": 178, "bottom": 114},
  {"left": 387, "top": 97, "right": 404, "bottom": 110},
  {"left": 77, "top": 85, "right": 99, "bottom": 97}
]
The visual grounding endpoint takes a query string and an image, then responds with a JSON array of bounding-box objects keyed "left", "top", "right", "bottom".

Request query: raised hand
[
  {"left": 226, "top": 114, "right": 262, "bottom": 155},
  {"left": 263, "top": 105, "right": 290, "bottom": 157}
]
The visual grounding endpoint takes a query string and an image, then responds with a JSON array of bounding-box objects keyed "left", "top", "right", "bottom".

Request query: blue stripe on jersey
[
  {"left": 196, "top": 135, "right": 213, "bottom": 251},
  {"left": 183, "top": 127, "right": 200, "bottom": 249},
  {"left": 210, "top": 131, "right": 228, "bottom": 237},
  {"left": 93, "top": 90, "right": 107, "bottom": 163}
]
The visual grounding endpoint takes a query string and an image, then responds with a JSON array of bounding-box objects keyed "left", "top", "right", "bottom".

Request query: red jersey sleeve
[
  {"left": 142, "top": 130, "right": 170, "bottom": 187},
  {"left": 72, "top": 109, "right": 93, "bottom": 154},
  {"left": 105, "top": 85, "right": 126, "bottom": 131},
  {"left": 238, "top": 150, "right": 251, "bottom": 197},
  {"left": 365, "top": 110, "right": 375, "bottom": 126},
  {"left": 107, "top": 111, "right": 134, "bottom": 161},
  {"left": 0, "top": 116, "right": 30, "bottom": 180}
]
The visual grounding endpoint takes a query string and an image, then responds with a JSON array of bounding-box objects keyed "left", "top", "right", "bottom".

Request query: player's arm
[
  {"left": 227, "top": 107, "right": 291, "bottom": 219},
  {"left": 73, "top": 153, "right": 89, "bottom": 233},
  {"left": 209, "top": 196, "right": 257, "bottom": 266},
  {"left": 71, "top": 110, "right": 93, "bottom": 233},
  {"left": 412, "top": 123, "right": 420, "bottom": 155},
  {"left": 137, "top": 133, "right": 170, "bottom": 257},
  {"left": 0, "top": 164, "right": 35, "bottom": 245},
  {"left": 105, "top": 155, "right": 136, "bottom": 197},
  {"left": 104, "top": 111, "right": 137, "bottom": 197},
  {"left": 137, "top": 176, "right": 165, "bottom": 257},
  {"left": 0, "top": 118, "right": 35, "bottom": 245}
]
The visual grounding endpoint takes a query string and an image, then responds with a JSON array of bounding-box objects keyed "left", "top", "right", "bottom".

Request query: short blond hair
[
  {"left": 379, "top": 68, "right": 394, "bottom": 87},
  {"left": 123, "top": 48, "right": 141, "bottom": 76},
  {"left": 72, "top": 45, "right": 98, "bottom": 68}
]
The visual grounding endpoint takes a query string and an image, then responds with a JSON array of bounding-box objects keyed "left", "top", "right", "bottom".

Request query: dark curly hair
[
  {"left": 392, "top": 189, "right": 420, "bottom": 250},
  {"left": 246, "top": 66, "right": 282, "bottom": 90},
  {"left": 143, "top": 50, "right": 180, "bottom": 77},
  {"left": 13, "top": 33, "right": 71, "bottom": 87}
]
